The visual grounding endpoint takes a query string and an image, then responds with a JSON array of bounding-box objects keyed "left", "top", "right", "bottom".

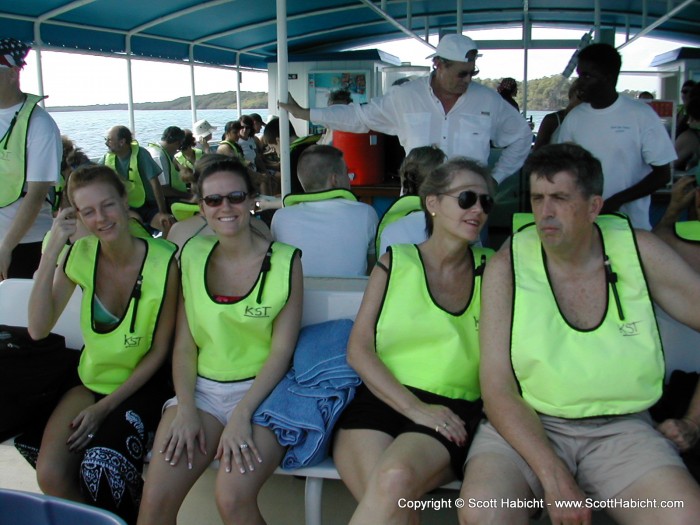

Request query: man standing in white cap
[
  {"left": 0, "top": 37, "right": 61, "bottom": 280},
  {"left": 280, "top": 34, "right": 532, "bottom": 184},
  {"left": 193, "top": 118, "right": 217, "bottom": 153}
]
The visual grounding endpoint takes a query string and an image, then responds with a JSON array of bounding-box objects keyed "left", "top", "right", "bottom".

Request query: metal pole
[
  {"left": 33, "top": 23, "right": 46, "bottom": 107},
  {"left": 277, "top": 0, "right": 291, "bottom": 197},
  {"left": 190, "top": 45, "right": 197, "bottom": 126},
  {"left": 522, "top": 5, "right": 529, "bottom": 116},
  {"left": 125, "top": 36, "right": 135, "bottom": 134},
  {"left": 359, "top": 0, "right": 435, "bottom": 52},
  {"left": 456, "top": 0, "right": 463, "bottom": 34},
  {"left": 236, "top": 52, "right": 242, "bottom": 119},
  {"left": 618, "top": 0, "right": 695, "bottom": 50}
]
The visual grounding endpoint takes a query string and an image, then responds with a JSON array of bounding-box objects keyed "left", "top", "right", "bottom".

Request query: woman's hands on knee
[
  {"left": 216, "top": 411, "right": 262, "bottom": 475},
  {"left": 160, "top": 405, "right": 207, "bottom": 470},
  {"left": 406, "top": 402, "right": 468, "bottom": 446}
]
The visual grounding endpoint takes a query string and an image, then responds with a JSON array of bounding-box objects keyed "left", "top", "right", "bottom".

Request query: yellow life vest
[
  {"left": 674, "top": 221, "right": 700, "bottom": 243},
  {"left": 0, "top": 94, "right": 45, "bottom": 207},
  {"left": 174, "top": 148, "right": 203, "bottom": 172},
  {"left": 511, "top": 214, "right": 664, "bottom": 418},
  {"left": 104, "top": 142, "right": 147, "bottom": 208},
  {"left": 180, "top": 236, "right": 299, "bottom": 382},
  {"left": 64, "top": 235, "right": 176, "bottom": 394},
  {"left": 374, "top": 195, "right": 422, "bottom": 255},
  {"left": 375, "top": 243, "right": 492, "bottom": 400},
  {"left": 151, "top": 143, "right": 187, "bottom": 192},
  {"left": 282, "top": 188, "right": 357, "bottom": 207}
]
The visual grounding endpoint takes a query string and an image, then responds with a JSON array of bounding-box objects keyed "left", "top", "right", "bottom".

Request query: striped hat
[{"left": 0, "top": 38, "right": 30, "bottom": 69}]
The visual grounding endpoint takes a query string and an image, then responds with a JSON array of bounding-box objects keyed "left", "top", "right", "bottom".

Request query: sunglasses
[
  {"left": 457, "top": 68, "right": 479, "bottom": 79},
  {"left": 201, "top": 191, "right": 248, "bottom": 207},
  {"left": 439, "top": 190, "right": 494, "bottom": 214}
]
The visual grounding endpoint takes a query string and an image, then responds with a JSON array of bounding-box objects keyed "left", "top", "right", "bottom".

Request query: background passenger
[
  {"left": 270, "top": 145, "right": 378, "bottom": 277},
  {"left": 333, "top": 157, "right": 494, "bottom": 524},
  {"left": 532, "top": 80, "right": 581, "bottom": 151},
  {"left": 376, "top": 146, "right": 447, "bottom": 255}
]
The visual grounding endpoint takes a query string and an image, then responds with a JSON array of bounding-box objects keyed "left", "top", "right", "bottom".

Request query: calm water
[
  {"left": 48, "top": 108, "right": 271, "bottom": 159},
  {"left": 48, "top": 107, "right": 548, "bottom": 159}
]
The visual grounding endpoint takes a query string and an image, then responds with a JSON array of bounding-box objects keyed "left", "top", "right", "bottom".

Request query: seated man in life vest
[
  {"left": 459, "top": 143, "right": 700, "bottom": 525},
  {"left": 270, "top": 145, "right": 378, "bottom": 277},
  {"left": 148, "top": 125, "right": 191, "bottom": 202},
  {"left": 100, "top": 125, "right": 174, "bottom": 234}
]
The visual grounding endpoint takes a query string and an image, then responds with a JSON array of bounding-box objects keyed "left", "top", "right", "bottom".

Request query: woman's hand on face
[
  {"left": 405, "top": 402, "right": 468, "bottom": 446},
  {"left": 160, "top": 405, "right": 207, "bottom": 470},
  {"left": 66, "top": 402, "right": 109, "bottom": 452},
  {"left": 48, "top": 207, "right": 78, "bottom": 253},
  {"left": 215, "top": 411, "right": 262, "bottom": 475}
]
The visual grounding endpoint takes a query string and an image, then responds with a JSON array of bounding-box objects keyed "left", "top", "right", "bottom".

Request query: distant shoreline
[{"left": 46, "top": 90, "right": 269, "bottom": 113}]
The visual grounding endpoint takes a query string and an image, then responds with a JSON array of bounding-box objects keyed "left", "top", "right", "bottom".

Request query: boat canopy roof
[{"left": 2, "top": 1, "right": 700, "bottom": 70}]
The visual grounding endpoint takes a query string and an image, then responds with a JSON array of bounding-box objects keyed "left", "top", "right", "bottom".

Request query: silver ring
[
  {"left": 240, "top": 442, "right": 249, "bottom": 449},
  {"left": 87, "top": 433, "right": 94, "bottom": 440},
  {"left": 443, "top": 423, "right": 449, "bottom": 429},
  {"left": 435, "top": 425, "right": 440, "bottom": 433}
]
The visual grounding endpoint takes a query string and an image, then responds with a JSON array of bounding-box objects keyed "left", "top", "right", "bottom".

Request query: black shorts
[{"left": 336, "top": 383, "right": 483, "bottom": 479}]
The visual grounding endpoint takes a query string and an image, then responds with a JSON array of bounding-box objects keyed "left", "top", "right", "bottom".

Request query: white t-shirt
[
  {"left": 238, "top": 137, "right": 258, "bottom": 165},
  {"left": 379, "top": 211, "right": 428, "bottom": 255},
  {"left": 0, "top": 99, "right": 61, "bottom": 243},
  {"left": 271, "top": 199, "right": 379, "bottom": 277},
  {"left": 310, "top": 76, "right": 533, "bottom": 183},
  {"left": 556, "top": 95, "right": 677, "bottom": 230}
]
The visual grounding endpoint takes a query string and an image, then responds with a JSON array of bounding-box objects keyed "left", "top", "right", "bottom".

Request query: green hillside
[{"left": 49, "top": 91, "right": 268, "bottom": 112}]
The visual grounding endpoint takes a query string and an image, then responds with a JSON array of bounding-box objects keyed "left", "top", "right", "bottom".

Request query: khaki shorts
[
  {"left": 466, "top": 411, "right": 685, "bottom": 500},
  {"left": 163, "top": 376, "right": 254, "bottom": 426}
]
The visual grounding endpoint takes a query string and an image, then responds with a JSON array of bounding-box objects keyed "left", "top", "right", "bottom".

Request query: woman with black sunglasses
[
  {"left": 333, "top": 157, "right": 494, "bottom": 524},
  {"left": 138, "top": 155, "right": 303, "bottom": 525}
]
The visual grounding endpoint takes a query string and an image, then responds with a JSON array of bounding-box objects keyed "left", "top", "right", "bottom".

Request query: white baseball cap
[
  {"left": 193, "top": 119, "right": 217, "bottom": 140},
  {"left": 427, "top": 34, "right": 481, "bottom": 63}
]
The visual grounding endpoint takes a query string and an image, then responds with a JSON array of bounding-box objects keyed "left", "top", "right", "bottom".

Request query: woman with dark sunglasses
[
  {"left": 333, "top": 157, "right": 494, "bottom": 524},
  {"left": 138, "top": 155, "right": 303, "bottom": 525}
]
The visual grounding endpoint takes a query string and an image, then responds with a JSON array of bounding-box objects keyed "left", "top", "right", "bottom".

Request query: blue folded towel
[{"left": 252, "top": 319, "right": 359, "bottom": 469}]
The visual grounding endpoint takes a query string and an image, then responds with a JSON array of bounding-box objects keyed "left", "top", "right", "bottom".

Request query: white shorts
[{"left": 163, "top": 376, "right": 254, "bottom": 426}]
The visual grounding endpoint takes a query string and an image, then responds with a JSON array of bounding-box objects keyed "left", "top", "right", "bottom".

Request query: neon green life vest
[
  {"left": 174, "top": 148, "right": 203, "bottom": 172},
  {"left": 511, "top": 214, "right": 664, "bottom": 419},
  {"left": 375, "top": 243, "right": 492, "bottom": 401},
  {"left": 180, "top": 236, "right": 299, "bottom": 382},
  {"left": 171, "top": 202, "right": 200, "bottom": 221},
  {"left": 282, "top": 188, "right": 357, "bottom": 207},
  {"left": 219, "top": 140, "right": 245, "bottom": 162},
  {"left": 0, "top": 94, "right": 45, "bottom": 207},
  {"left": 104, "top": 142, "right": 147, "bottom": 208},
  {"left": 674, "top": 221, "right": 700, "bottom": 243},
  {"left": 512, "top": 212, "right": 535, "bottom": 233},
  {"left": 150, "top": 143, "right": 187, "bottom": 192},
  {"left": 64, "top": 235, "right": 176, "bottom": 395},
  {"left": 375, "top": 195, "right": 422, "bottom": 255}
]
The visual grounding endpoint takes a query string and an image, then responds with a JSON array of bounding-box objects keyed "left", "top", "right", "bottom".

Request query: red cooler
[{"left": 333, "top": 131, "right": 385, "bottom": 186}]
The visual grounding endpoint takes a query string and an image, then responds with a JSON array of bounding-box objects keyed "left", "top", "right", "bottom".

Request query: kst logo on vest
[
  {"left": 245, "top": 305, "right": 271, "bottom": 318},
  {"left": 618, "top": 321, "right": 642, "bottom": 337},
  {"left": 124, "top": 334, "right": 143, "bottom": 348}
]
